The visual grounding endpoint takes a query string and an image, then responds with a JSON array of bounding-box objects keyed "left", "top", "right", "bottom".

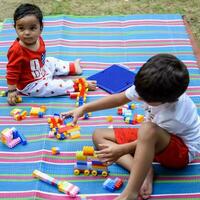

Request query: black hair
[
  {"left": 134, "top": 53, "right": 189, "bottom": 103},
  {"left": 13, "top": 3, "right": 43, "bottom": 29}
]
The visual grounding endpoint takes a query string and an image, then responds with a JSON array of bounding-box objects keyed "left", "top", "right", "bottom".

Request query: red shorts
[{"left": 114, "top": 128, "right": 189, "bottom": 169}]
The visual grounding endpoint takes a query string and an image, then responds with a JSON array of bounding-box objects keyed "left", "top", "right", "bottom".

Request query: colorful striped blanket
[{"left": 0, "top": 14, "right": 200, "bottom": 200}]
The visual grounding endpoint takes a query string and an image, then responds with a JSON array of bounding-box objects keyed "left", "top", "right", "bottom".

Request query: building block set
[
  {"left": 32, "top": 169, "right": 80, "bottom": 197},
  {"left": 74, "top": 146, "right": 109, "bottom": 177},
  {"left": 10, "top": 105, "right": 47, "bottom": 121},
  {"left": 1, "top": 127, "right": 27, "bottom": 148},
  {"left": 69, "top": 78, "right": 91, "bottom": 119},
  {"left": 103, "top": 177, "right": 123, "bottom": 192},
  {"left": 117, "top": 103, "right": 144, "bottom": 124},
  {"left": 47, "top": 114, "right": 81, "bottom": 140}
]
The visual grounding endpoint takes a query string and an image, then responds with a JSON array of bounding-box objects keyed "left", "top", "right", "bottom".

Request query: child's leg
[
  {"left": 93, "top": 128, "right": 136, "bottom": 170},
  {"left": 115, "top": 122, "right": 172, "bottom": 200},
  {"left": 20, "top": 78, "right": 75, "bottom": 97},
  {"left": 44, "top": 57, "right": 82, "bottom": 76}
]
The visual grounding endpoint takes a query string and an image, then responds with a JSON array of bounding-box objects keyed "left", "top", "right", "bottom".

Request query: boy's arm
[
  {"left": 84, "top": 91, "right": 131, "bottom": 113},
  {"left": 96, "top": 141, "right": 137, "bottom": 164},
  {"left": 61, "top": 91, "right": 131, "bottom": 124}
]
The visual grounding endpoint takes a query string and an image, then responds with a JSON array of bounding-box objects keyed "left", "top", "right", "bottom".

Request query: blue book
[{"left": 87, "top": 64, "right": 135, "bottom": 94}]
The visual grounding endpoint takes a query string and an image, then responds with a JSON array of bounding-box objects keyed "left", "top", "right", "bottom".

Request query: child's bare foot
[
  {"left": 139, "top": 167, "right": 154, "bottom": 199},
  {"left": 87, "top": 80, "right": 97, "bottom": 91},
  {"left": 74, "top": 59, "right": 82, "bottom": 75}
]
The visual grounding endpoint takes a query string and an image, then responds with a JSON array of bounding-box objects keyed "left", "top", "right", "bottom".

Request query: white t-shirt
[{"left": 125, "top": 85, "right": 200, "bottom": 162}]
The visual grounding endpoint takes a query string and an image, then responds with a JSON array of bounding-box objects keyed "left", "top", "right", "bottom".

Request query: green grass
[{"left": 0, "top": 0, "right": 199, "bottom": 45}]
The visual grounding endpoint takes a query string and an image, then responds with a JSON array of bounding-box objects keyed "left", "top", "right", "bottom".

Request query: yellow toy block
[
  {"left": 136, "top": 114, "right": 144, "bottom": 123},
  {"left": 10, "top": 108, "right": 22, "bottom": 116},
  {"left": 30, "top": 107, "right": 40, "bottom": 116},
  {"left": 106, "top": 116, "right": 113, "bottom": 122},
  {"left": 76, "top": 151, "right": 87, "bottom": 160},
  {"left": 83, "top": 146, "right": 94, "bottom": 156}
]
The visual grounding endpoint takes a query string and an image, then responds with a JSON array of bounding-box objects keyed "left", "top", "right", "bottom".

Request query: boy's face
[{"left": 15, "top": 15, "right": 42, "bottom": 46}]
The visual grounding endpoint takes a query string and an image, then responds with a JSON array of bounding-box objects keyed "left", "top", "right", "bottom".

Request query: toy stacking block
[
  {"left": 48, "top": 130, "right": 55, "bottom": 138},
  {"left": 128, "top": 103, "right": 136, "bottom": 110},
  {"left": 70, "top": 130, "right": 81, "bottom": 139},
  {"left": 76, "top": 151, "right": 87, "bottom": 161},
  {"left": 15, "top": 96, "right": 22, "bottom": 103},
  {"left": 70, "top": 92, "right": 79, "bottom": 99},
  {"left": 17, "top": 132, "right": 27, "bottom": 145},
  {"left": 10, "top": 108, "right": 22, "bottom": 116},
  {"left": 106, "top": 116, "right": 113, "bottom": 122},
  {"left": 83, "top": 146, "right": 94, "bottom": 156},
  {"left": 58, "top": 181, "right": 80, "bottom": 197},
  {"left": 103, "top": 177, "right": 123, "bottom": 192},
  {"left": 135, "top": 114, "right": 144, "bottom": 123},
  {"left": 30, "top": 107, "right": 41, "bottom": 116},
  {"left": 56, "top": 133, "right": 66, "bottom": 140},
  {"left": 51, "top": 147, "right": 60, "bottom": 155},
  {"left": 0, "top": 90, "right": 6, "bottom": 96},
  {"left": 7, "top": 137, "right": 21, "bottom": 148},
  {"left": 103, "top": 178, "right": 115, "bottom": 192},
  {"left": 1, "top": 128, "right": 13, "bottom": 144},
  {"left": 30, "top": 105, "right": 47, "bottom": 117},
  {"left": 48, "top": 116, "right": 63, "bottom": 128},
  {"left": 32, "top": 169, "right": 60, "bottom": 186},
  {"left": 58, "top": 124, "right": 80, "bottom": 134},
  {"left": 113, "top": 177, "right": 123, "bottom": 189}
]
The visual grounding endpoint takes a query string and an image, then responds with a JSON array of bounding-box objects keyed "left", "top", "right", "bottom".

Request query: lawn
[{"left": 0, "top": 0, "right": 200, "bottom": 45}]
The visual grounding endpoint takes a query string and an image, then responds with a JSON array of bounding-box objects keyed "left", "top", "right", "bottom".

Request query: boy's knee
[
  {"left": 139, "top": 122, "right": 158, "bottom": 140},
  {"left": 92, "top": 128, "right": 102, "bottom": 142}
]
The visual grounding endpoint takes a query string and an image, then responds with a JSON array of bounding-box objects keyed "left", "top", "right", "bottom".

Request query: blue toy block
[
  {"left": 17, "top": 132, "right": 27, "bottom": 145},
  {"left": 103, "top": 178, "right": 115, "bottom": 192}
]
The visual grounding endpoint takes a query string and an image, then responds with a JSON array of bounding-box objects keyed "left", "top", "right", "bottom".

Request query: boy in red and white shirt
[{"left": 6, "top": 4, "right": 96, "bottom": 105}]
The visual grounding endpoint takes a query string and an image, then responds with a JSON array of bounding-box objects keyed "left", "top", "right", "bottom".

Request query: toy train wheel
[
  {"left": 91, "top": 170, "right": 98, "bottom": 176},
  {"left": 102, "top": 171, "right": 108, "bottom": 177},
  {"left": 74, "top": 169, "right": 80, "bottom": 175},
  {"left": 84, "top": 170, "right": 90, "bottom": 176}
]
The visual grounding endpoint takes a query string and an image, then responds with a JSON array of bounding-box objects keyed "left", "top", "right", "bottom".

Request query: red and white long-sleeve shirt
[{"left": 6, "top": 37, "right": 46, "bottom": 90}]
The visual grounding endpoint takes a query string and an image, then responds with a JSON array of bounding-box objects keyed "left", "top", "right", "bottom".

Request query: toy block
[
  {"left": 15, "top": 96, "right": 22, "bottom": 103},
  {"left": 33, "top": 170, "right": 79, "bottom": 197},
  {"left": 17, "top": 132, "right": 27, "bottom": 145},
  {"left": 58, "top": 181, "right": 80, "bottom": 197},
  {"left": 83, "top": 146, "right": 94, "bottom": 156},
  {"left": 135, "top": 114, "right": 144, "bottom": 123},
  {"left": 114, "top": 177, "right": 123, "bottom": 189},
  {"left": 30, "top": 107, "right": 40, "bottom": 116},
  {"left": 48, "top": 131, "right": 55, "bottom": 138},
  {"left": 76, "top": 151, "right": 87, "bottom": 161},
  {"left": 7, "top": 137, "right": 21, "bottom": 148},
  {"left": 70, "top": 92, "right": 79, "bottom": 99},
  {"left": 51, "top": 147, "right": 60, "bottom": 155},
  {"left": 103, "top": 178, "right": 115, "bottom": 192},
  {"left": 69, "top": 130, "right": 80, "bottom": 139},
  {"left": 0, "top": 90, "right": 6, "bottom": 96},
  {"left": 106, "top": 116, "right": 113, "bottom": 122},
  {"left": 128, "top": 103, "right": 136, "bottom": 110},
  {"left": 10, "top": 108, "right": 22, "bottom": 116}
]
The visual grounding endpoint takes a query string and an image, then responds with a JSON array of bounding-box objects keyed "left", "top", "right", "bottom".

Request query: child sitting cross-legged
[{"left": 61, "top": 53, "right": 200, "bottom": 200}]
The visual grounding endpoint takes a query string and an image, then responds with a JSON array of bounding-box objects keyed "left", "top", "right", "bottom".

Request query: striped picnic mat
[{"left": 0, "top": 14, "right": 200, "bottom": 200}]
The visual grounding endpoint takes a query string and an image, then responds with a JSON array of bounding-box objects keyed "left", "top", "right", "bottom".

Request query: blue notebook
[{"left": 87, "top": 64, "right": 135, "bottom": 94}]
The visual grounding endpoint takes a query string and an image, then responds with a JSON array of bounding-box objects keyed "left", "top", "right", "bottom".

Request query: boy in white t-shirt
[{"left": 61, "top": 54, "right": 200, "bottom": 200}]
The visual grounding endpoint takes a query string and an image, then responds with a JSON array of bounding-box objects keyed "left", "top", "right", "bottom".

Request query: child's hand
[
  {"left": 87, "top": 80, "right": 97, "bottom": 91},
  {"left": 60, "top": 106, "right": 85, "bottom": 125},
  {"left": 96, "top": 143, "right": 124, "bottom": 165},
  {"left": 7, "top": 91, "right": 18, "bottom": 106}
]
